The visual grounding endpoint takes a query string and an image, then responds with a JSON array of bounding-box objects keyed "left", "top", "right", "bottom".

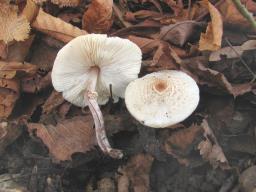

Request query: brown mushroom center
[{"left": 153, "top": 79, "right": 169, "bottom": 94}]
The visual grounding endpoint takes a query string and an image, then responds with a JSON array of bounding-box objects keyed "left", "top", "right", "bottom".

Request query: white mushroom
[
  {"left": 51, "top": 34, "right": 142, "bottom": 158},
  {"left": 125, "top": 70, "right": 199, "bottom": 128}
]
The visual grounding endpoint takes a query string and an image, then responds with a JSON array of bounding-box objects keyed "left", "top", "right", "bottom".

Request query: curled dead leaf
[
  {"left": 22, "top": 0, "right": 39, "bottom": 23},
  {"left": 0, "top": 61, "right": 37, "bottom": 79},
  {"left": 164, "top": 124, "right": 203, "bottom": 162},
  {"left": 199, "top": 1, "right": 223, "bottom": 51},
  {"left": 51, "top": 0, "right": 80, "bottom": 7},
  {"left": 32, "top": 9, "right": 87, "bottom": 43},
  {"left": 160, "top": 21, "right": 204, "bottom": 46},
  {"left": 117, "top": 154, "right": 154, "bottom": 192},
  {"left": 27, "top": 116, "right": 96, "bottom": 161},
  {"left": 198, "top": 120, "right": 230, "bottom": 170},
  {"left": 82, "top": 0, "right": 113, "bottom": 33},
  {"left": 218, "top": 0, "right": 252, "bottom": 30},
  {"left": 21, "top": 72, "right": 51, "bottom": 93},
  {"left": 209, "top": 40, "right": 256, "bottom": 61},
  {"left": 42, "top": 90, "right": 65, "bottom": 115},
  {"left": 0, "top": 120, "right": 23, "bottom": 153},
  {"left": 181, "top": 57, "right": 253, "bottom": 96},
  {"left": 0, "top": 79, "right": 20, "bottom": 119},
  {"left": 124, "top": 10, "right": 161, "bottom": 23},
  {"left": 0, "top": 3, "right": 30, "bottom": 44}
]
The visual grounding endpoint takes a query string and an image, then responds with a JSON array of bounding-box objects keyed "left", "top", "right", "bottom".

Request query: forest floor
[{"left": 1, "top": 0, "right": 256, "bottom": 191}]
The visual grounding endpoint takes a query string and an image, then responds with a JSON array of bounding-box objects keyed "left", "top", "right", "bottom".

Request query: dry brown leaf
[
  {"left": 0, "top": 121, "right": 22, "bottom": 153},
  {"left": 6, "top": 35, "right": 35, "bottom": 62},
  {"left": 32, "top": 9, "right": 87, "bottom": 43},
  {"left": 117, "top": 154, "right": 154, "bottom": 192},
  {"left": 218, "top": 0, "right": 252, "bottom": 30},
  {"left": 164, "top": 124, "right": 203, "bottom": 155},
  {"left": 0, "top": 61, "right": 37, "bottom": 79},
  {"left": 82, "top": 0, "right": 113, "bottom": 33},
  {"left": 163, "top": 0, "right": 183, "bottom": 16},
  {"left": 128, "top": 35, "right": 159, "bottom": 54},
  {"left": 0, "top": 41, "right": 7, "bottom": 59},
  {"left": 22, "top": 0, "right": 39, "bottom": 23},
  {"left": 21, "top": 71, "right": 51, "bottom": 93},
  {"left": 27, "top": 116, "right": 96, "bottom": 161},
  {"left": 181, "top": 58, "right": 253, "bottom": 97},
  {"left": 160, "top": 21, "right": 204, "bottom": 46},
  {"left": 42, "top": 90, "right": 65, "bottom": 114},
  {"left": 51, "top": 0, "right": 80, "bottom": 7},
  {"left": 0, "top": 79, "right": 20, "bottom": 120},
  {"left": 124, "top": 10, "right": 161, "bottom": 22},
  {"left": 198, "top": 120, "right": 230, "bottom": 170},
  {"left": 199, "top": 1, "right": 223, "bottom": 51},
  {"left": 0, "top": 3, "right": 30, "bottom": 44}
]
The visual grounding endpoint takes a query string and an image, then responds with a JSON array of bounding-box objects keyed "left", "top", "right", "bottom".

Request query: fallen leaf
[
  {"left": 128, "top": 35, "right": 159, "bottom": 54},
  {"left": 0, "top": 61, "right": 37, "bottom": 79},
  {"left": 239, "top": 166, "right": 256, "bottom": 192},
  {"left": 0, "top": 79, "right": 20, "bottom": 119},
  {"left": 124, "top": 10, "right": 161, "bottom": 23},
  {"left": 164, "top": 124, "right": 203, "bottom": 156},
  {"left": 42, "top": 90, "right": 65, "bottom": 115},
  {"left": 241, "top": 0, "right": 256, "bottom": 13},
  {"left": 22, "top": 0, "right": 39, "bottom": 23},
  {"left": 0, "top": 120, "right": 23, "bottom": 153},
  {"left": 163, "top": 0, "right": 183, "bottom": 16},
  {"left": 209, "top": 40, "right": 256, "bottom": 61},
  {"left": 6, "top": 35, "right": 35, "bottom": 62},
  {"left": 0, "top": 174, "right": 28, "bottom": 191},
  {"left": 181, "top": 57, "right": 253, "bottom": 96},
  {"left": 159, "top": 21, "right": 204, "bottom": 46},
  {"left": 117, "top": 154, "right": 154, "bottom": 192},
  {"left": 32, "top": 9, "right": 87, "bottom": 43},
  {"left": 218, "top": 0, "right": 252, "bottom": 30},
  {"left": 199, "top": 1, "right": 223, "bottom": 51},
  {"left": 198, "top": 120, "right": 230, "bottom": 170},
  {"left": 51, "top": 0, "right": 80, "bottom": 7},
  {"left": 0, "top": 41, "right": 7, "bottom": 59},
  {"left": 82, "top": 0, "right": 113, "bottom": 33},
  {"left": 97, "top": 178, "right": 116, "bottom": 192},
  {"left": 27, "top": 116, "right": 96, "bottom": 161},
  {"left": 0, "top": 2, "right": 30, "bottom": 44},
  {"left": 21, "top": 71, "right": 51, "bottom": 93}
]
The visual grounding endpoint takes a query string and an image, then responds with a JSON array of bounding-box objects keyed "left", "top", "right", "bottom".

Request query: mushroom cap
[
  {"left": 51, "top": 34, "right": 142, "bottom": 107},
  {"left": 125, "top": 70, "right": 199, "bottom": 128}
]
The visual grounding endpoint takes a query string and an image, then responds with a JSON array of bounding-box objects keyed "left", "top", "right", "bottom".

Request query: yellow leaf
[
  {"left": 199, "top": 1, "right": 223, "bottom": 51},
  {"left": 0, "top": 3, "right": 30, "bottom": 44}
]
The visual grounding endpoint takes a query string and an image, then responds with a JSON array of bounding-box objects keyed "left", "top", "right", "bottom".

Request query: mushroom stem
[{"left": 85, "top": 67, "right": 123, "bottom": 159}]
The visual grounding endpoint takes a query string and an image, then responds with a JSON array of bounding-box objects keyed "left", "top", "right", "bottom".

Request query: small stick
[{"left": 85, "top": 67, "right": 123, "bottom": 159}]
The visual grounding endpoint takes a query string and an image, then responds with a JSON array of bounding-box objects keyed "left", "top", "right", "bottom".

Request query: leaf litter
[{"left": 0, "top": 0, "right": 256, "bottom": 191}]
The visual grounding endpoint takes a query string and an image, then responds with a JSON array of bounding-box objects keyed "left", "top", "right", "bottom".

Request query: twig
[
  {"left": 231, "top": 0, "right": 256, "bottom": 30},
  {"left": 225, "top": 38, "right": 256, "bottom": 82}
]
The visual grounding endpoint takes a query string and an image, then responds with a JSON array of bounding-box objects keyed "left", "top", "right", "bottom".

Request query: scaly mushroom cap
[
  {"left": 52, "top": 34, "right": 142, "bottom": 107},
  {"left": 125, "top": 70, "right": 199, "bottom": 128}
]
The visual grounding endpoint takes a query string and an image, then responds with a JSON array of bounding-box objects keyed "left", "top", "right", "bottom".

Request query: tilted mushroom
[
  {"left": 125, "top": 70, "right": 199, "bottom": 128},
  {"left": 51, "top": 34, "right": 142, "bottom": 158}
]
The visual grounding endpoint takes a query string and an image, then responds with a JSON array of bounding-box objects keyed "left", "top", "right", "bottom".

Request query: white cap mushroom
[
  {"left": 51, "top": 34, "right": 142, "bottom": 158},
  {"left": 125, "top": 70, "right": 199, "bottom": 128}
]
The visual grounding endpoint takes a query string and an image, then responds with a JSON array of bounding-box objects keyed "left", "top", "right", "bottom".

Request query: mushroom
[
  {"left": 125, "top": 70, "right": 199, "bottom": 128},
  {"left": 51, "top": 34, "right": 142, "bottom": 158}
]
